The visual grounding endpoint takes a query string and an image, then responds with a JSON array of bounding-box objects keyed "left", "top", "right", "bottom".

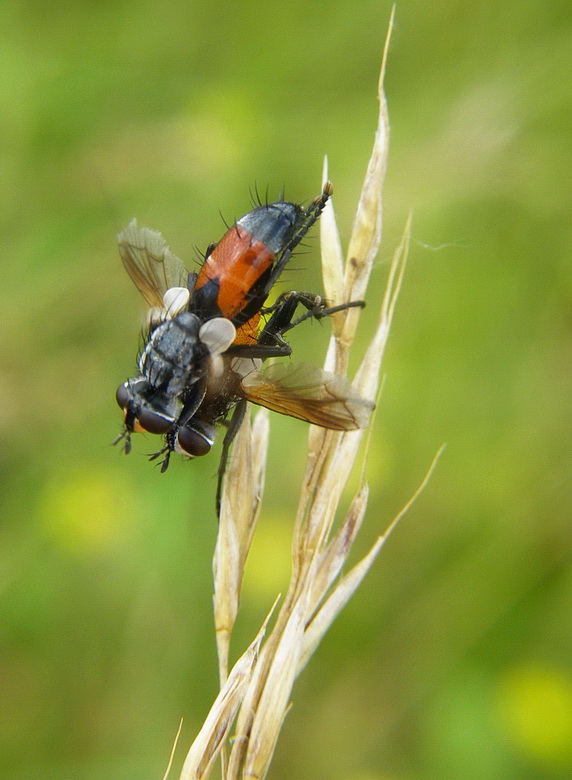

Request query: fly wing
[
  {"left": 239, "top": 362, "right": 374, "bottom": 431},
  {"left": 117, "top": 219, "right": 190, "bottom": 309}
]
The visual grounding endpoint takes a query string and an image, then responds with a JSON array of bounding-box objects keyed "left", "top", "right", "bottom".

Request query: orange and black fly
[{"left": 114, "top": 184, "right": 373, "bottom": 509}]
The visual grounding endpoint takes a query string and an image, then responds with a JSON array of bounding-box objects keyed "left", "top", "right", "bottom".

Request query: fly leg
[
  {"left": 259, "top": 291, "right": 365, "bottom": 346},
  {"left": 225, "top": 293, "right": 365, "bottom": 360},
  {"left": 216, "top": 398, "right": 247, "bottom": 517}
]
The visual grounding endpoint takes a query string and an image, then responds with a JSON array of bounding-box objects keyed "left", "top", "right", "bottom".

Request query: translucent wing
[
  {"left": 239, "top": 362, "right": 374, "bottom": 430},
  {"left": 117, "top": 219, "right": 190, "bottom": 309}
]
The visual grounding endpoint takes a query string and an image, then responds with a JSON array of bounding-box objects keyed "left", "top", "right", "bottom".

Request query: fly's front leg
[
  {"left": 259, "top": 291, "right": 365, "bottom": 347},
  {"left": 216, "top": 399, "right": 247, "bottom": 517}
]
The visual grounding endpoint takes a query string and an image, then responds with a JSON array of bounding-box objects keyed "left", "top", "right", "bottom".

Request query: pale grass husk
[{"left": 176, "top": 10, "right": 437, "bottom": 780}]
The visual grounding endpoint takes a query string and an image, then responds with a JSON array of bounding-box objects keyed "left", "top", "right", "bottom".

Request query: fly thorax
[{"left": 139, "top": 312, "right": 204, "bottom": 393}]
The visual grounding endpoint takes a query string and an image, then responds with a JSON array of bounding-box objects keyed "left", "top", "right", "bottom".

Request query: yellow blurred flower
[
  {"left": 495, "top": 663, "right": 572, "bottom": 769},
  {"left": 37, "top": 468, "right": 138, "bottom": 555}
]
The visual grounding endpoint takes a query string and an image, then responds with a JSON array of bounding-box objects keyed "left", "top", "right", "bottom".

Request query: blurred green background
[{"left": 1, "top": 0, "right": 571, "bottom": 777}]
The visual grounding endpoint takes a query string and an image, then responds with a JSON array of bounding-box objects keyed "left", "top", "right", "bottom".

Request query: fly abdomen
[{"left": 236, "top": 202, "right": 300, "bottom": 253}]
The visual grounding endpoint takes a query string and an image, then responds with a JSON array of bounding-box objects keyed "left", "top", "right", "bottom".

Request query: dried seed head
[{"left": 177, "top": 11, "right": 443, "bottom": 780}]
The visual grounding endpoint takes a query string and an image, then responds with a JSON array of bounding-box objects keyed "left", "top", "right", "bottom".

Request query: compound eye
[
  {"left": 176, "top": 424, "right": 214, "bottom": 457},
  {"left": 136, "top": 408, "right": 172, "bottom": 435},
  {"left": 116, "top": 383, "right": 130, "bottom": 409}
]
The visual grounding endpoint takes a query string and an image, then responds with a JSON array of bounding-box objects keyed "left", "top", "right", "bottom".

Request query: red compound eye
[
  {"left": 136, "top": 408, "right": 172, "bottom": 435},
  {"left": 176, "top": 424, "right": 215, "bottom": 457},
  {"left": 116, "top": 383, "right": 130, "bottom": 409}
]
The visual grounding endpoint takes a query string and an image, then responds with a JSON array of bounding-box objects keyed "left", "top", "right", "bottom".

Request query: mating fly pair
[{"left": 115, "top": 183, "right": 373, "bottom": 509}]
